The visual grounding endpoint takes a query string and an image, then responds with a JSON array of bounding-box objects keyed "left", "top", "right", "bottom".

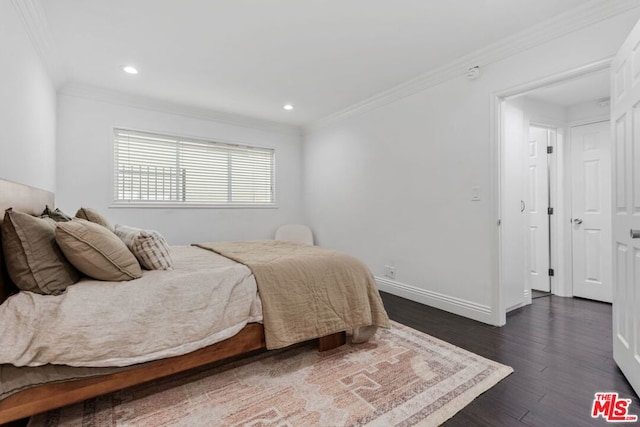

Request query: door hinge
[
  {"left": 548, "top": 207, "right": 554, "bottom": 215},
  {"left": 548, "top": 268, "right": 555, "bottom": 277},
  {"left": 547, "top": 146, "right": 554, "bottom": 154}
]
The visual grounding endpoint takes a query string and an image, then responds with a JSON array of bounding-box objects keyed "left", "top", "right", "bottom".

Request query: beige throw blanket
[{"left": 194, "top": 241, "right": 390, "bottom": 349}]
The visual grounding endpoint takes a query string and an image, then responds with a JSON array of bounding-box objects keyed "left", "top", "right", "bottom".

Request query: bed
[{"left": 0, "top": 178, "right": 389, "bottom": 424}]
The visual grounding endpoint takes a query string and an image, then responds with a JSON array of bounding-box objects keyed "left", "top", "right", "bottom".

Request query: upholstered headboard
[{"left": 0, "top": 179, "right": 54, "bottom": 304}]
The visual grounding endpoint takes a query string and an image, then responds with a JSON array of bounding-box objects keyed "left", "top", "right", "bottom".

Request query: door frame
[{"left": 491, "top": 57, "right": 613, "bottom": 325}]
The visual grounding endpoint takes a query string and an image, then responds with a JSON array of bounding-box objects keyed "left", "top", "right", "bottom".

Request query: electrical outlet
[{"left": 384, "top": 265, "right": 396, "bottom": 280}]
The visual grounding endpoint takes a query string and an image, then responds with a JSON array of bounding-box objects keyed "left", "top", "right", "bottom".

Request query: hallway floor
[{"left": 380, "top": 292, "right": 640, "bottom": 426}]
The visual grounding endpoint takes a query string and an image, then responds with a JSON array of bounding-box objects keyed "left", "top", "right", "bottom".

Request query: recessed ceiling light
[
  {"left": 122, "top": 65, "right": 139, "bottom": 75},
  {"left": 283, "top": 104, "right": 294, "bottom": 111}
]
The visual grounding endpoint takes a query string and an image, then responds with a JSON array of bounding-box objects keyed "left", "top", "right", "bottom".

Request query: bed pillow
[
  {"left": 114, "top": 224, "right": 173, "bottom": 270},
  {"left": 56, "top": 219, "right": 142, "bottom": 281},
  {"left": 1, "top": 209, "right": 81, "bottom": 294},
  {"left": 75, "top": 207, "right": 113, "bottom": 231},
  {"left": 41, "top": 205, "right": 73, "bottom": 222},
  {"left": 113, "top": 224, "right": 142, "bottom": 250},
  {"left": 132, "top": 232, "right": 173, "bottom": 270}
]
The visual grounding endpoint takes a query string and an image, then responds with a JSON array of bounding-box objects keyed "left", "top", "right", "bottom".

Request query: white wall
[
  {"left": 303, "top": 10, "right": 640, "bottom": 325},
  {"left": 524, "top": 98, "right": 567, "bottom": 127},
  {"left": 56, "top": 94, "right": 304, "bottom": 244},
  {"left": 0, "top": 2, "right": 56, "bottom": 191}
]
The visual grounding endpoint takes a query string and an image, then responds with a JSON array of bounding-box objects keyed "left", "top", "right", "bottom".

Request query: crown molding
[
  {"left": 10, "top": 0, "right": 50, "bottom": 59},
  {"left": 307, "top": 0, "right": 640, "bottom": 133},
  {"left": 58, "top": 83, "right": 302, "bottom": 136},
  {"left": 14, "top": 0, "right": 640, "bottom": 134},
  {"left": 10, "top": 0, "right": 62, "bottom": 84}
]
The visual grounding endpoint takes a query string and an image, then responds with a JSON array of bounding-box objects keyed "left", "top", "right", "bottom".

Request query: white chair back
[{"left": 274, "top": 224, "right": 314, "bottom": 245}]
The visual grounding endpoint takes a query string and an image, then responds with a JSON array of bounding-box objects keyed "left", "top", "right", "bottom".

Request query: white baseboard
[
  {"left": 375, "top": 276, "right": 495, "bottom": 325},
  {"left": 506, "top": 301, "right": 526, "bottom": 313}
]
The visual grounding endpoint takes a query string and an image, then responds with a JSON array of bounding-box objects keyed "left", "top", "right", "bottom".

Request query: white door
[
  {"left": 501, "top": 99, "right": 528, "bottom": 310},
  {"left": 527, "top": 126, "right": 551, "bottom": 292},
  {"left": 571, "top": 121, "right": 612, "bottom": 302},
  {"left": 611, "top": 19, "right": 640, "bottom": 397}
]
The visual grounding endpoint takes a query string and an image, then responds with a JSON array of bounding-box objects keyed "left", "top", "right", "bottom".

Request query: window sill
[{"left": 109, "top": 202, "right": 279, "bottom": 209}]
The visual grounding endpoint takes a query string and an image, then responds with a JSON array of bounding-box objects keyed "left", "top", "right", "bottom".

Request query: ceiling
[
  {"left": 525, "top": 69, "right": 610, "bottom": 107},
  {"left": 39, "top": 0, "right": 604, "bottom": 126}
]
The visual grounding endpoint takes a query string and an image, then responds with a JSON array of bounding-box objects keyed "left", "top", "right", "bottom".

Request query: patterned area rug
[{"left": 29, "top": 322, "right": 512, "bottom": 426}]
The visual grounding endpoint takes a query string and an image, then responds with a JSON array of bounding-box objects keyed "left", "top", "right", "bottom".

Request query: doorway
[{"left": 497, "top": 64, "right": 613, "bottom": 321}]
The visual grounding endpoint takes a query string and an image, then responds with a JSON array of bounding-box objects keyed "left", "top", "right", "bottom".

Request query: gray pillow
[
  {"left": 56, "top": 219, "right": 142, "bottom": 281},
  {"left": 1, "top": 209, "right": 81, "bottom": 294},
  {"left": 75, "top": 207, "right": 113, "bottom": 232}
]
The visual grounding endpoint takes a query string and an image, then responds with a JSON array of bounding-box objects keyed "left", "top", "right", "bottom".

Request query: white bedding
[{"left": 0, "top": 246, "right": 262, "bottom": 367}]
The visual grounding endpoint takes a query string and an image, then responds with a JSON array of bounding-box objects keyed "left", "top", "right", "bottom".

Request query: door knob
[
  {"left": 631, "top": 229, "right": 640, "bottom": 239},
  {"left": 574, "top": 218, "right": 583, "bottom": 225}
]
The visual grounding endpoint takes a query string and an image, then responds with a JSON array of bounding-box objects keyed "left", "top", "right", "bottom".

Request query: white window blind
[{"left": 113, "top": 129, "right": 275, "bottom": 206}]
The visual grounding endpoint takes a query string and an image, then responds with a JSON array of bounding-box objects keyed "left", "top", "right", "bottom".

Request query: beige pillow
[
  {"left": 75, "top": 207, "right": 113, "bottom": 231},
  {"left": 56, "top": 219, "right": 142, "bottom": 281},
  {"left": 1, "top": 209, "right": 81, "bottom": 294},
  {"left": 114, "top": 224, "right": 173, "bottom": 270}
]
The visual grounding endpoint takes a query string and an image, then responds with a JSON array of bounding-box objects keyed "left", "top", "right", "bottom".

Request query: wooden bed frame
[{"left": 0, "top": 178, "right": 346, "bottom": 425}]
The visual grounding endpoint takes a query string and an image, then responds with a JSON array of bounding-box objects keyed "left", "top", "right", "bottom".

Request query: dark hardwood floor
[{"left": 380, "top": 292, "right": 640, "bottom": 427}]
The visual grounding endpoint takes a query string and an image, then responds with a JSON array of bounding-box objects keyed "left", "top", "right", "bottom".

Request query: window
[{"left": 113, "top": 129, "right": 275, "bottom": 206}]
